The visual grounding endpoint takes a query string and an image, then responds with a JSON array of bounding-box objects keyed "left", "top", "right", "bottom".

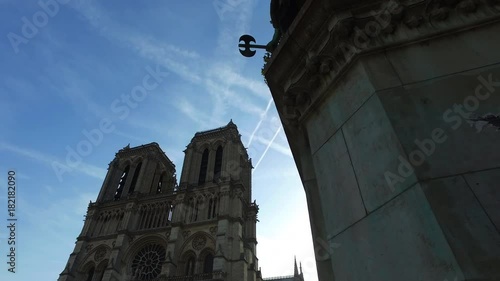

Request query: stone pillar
[
  {"left": 135, "top": 157, "right": 153, "bottom": 194},
  {"left": 163, "top": 226, "right": 179, "bottom": 276},
  {"left": 179, "top": 147, "right": 191, "bottom": 185},
  {"left": 79, "top": 208, "right": 97, "bottom": 237},
  {"left": 119, "top": 202, "right": 136, "bottom": 231},
  {"left": 149, "top": 167, "right": 161, "bottom": 194},
  {"left": 98, "top": 161, "right": 122, "bottom": 202},
  {"left": 122, "top": 162, "right": 140, "bottom": 195},
  {"left": 189, "top": 150, "right": 202, "bottom": 186},
  {"left": 172, "top": 195, "right": 186, "bottom": 223},
  {"left": 206, "top": 146, "right": 216, "bottom": 183},
  {"left": 57, "top": 240, "right": 86, "bottom": 281},
  {"left": 103, "top": 234, "right": 129, "bottom": 281},
  {"left": 263, "top": 1, "right": 500, "bottom": 280}
]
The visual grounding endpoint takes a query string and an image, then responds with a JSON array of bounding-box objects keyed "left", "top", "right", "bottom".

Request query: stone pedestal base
[{"left": 264, "top": 2, "right": 500, "bottom": 279}]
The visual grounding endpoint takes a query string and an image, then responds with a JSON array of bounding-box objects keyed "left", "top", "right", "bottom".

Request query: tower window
[
  {"left": 185, "top": 256, "right": 195, "bottom": 276},
  {"left": 213, "top": 146, "right": 223, "bottom": 182},
  {"left": 86, "top": 266, "right": 95, "bottom": 281},
  {"left": 131, "top": 244, "right": 166, "bottom": 280},
  {"left": 203, "top": 253, "right": 214, "bottom": 273},
  {"left": 212, "top": 197, "right": 217, "bottom": 218},
  {"left": 207, "top": 199, "right": 213, "bottom": 219},
  {"left": 198, "top": 149, "right": 209, "bottom": 185},
  {"left": 114, "top": 166, "right": 129, "bottom": 201},
  {"left": 156, "top": 172, "right": 165, "bottom": 194},
  {"left": 168, "top": 204, "right": 174, "bottom": 221},
  {"left": 128, "top": 162, "right": 142, "bottom": 194}
]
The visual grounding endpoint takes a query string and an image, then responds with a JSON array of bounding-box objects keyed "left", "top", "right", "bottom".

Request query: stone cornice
[
  {"left": 115, "top": 142, "right": 175, "bottom": 170},
  {"left": 190, "top": 120, "right": 241, "bottom": 145},
  {"left": 264, "top": 0, "right": 500, "bottom": 127}
]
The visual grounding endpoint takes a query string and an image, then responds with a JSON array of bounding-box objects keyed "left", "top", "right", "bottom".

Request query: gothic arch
[
  {"left": 96, "top": 259, "right": 108, "bottom": 271},
  {"left": 78, "top": 244, "right": 112, "bottom": 272},
  {"left": 123, "top": 235, "right": 168, "bottom": 280},
  {"left": 79, "top": 260, "right": 96, "bottom": 274},
  {"left": 128, "top": 158, "right": 144, "bottom": 194},
  {"left": 199, "top": 248, "right": 215, "bottom": 274},
  {"left": 213, "top": 145, "right": 223, "bottom": 182},
  {"left": 198, "top": 148, "right": 210, "bottom": 185},
  {"left": 131, "top": 156, "right": 144, "bottom": 165},
  {"left": 93, "top": 259, "right": 109, "bottom": 281},
  {"left": 179, "top": 250, "right": 197, "bottom": 276},
  {"left": 177, "top": 231, "right": 216, "bottom": 258},
  {"left": 196, "top": 143, "right": 211, "bottom": 153},
  {"left": 210, "top": 139, "right": 226, "bottom": 150},
  {"left": 118, "top": 159, "right": 132, "bottom": 170},
  {"left": 114, "top": 163, "right": 131, "bottom": 200},
  {"left": 122, "top": 234, "right": 168, "bottom": 265},
  {"left": 81, "top": 261, "right": 96, "bottom": 281}
]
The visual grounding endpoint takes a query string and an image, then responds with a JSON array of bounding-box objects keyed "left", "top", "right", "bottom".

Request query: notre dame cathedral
[{"left": 58, "top": 121, "right": 305, "bottom": 281}]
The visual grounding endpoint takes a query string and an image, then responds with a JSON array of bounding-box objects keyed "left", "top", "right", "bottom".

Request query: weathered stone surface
[
  {"left": 342, "top": 94, "right": 418, "bottom": 212},
  {"left": 377, "top": 65, "right": 500, "bottom": 180},
  {"left": 361, "top": 53, "right": 402, "bottom": 91},
  {"left": 386, "top": 21, "right": 500, "bottom": 85},
  {"left": 422, "top": 176, "right": 500, "bottom": 280},
  {"left": 305, "top": 62, "right": 375, "bottom": 154},
  {"left": 464, "top": 168, "right": 500, "bottom": 232},
  {"left": 264, "top": 1, "right": 500, "bottom": 280},
  {"left": 312, "top": 129, "right": 366, "bottom": 237},
  {"left": 329, "top": 184, "right": 463, "bottom": 281}
]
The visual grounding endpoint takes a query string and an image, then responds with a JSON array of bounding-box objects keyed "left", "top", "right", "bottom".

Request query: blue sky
[{"left": 0, "top": 1, "right": 318, "bottom": 280}]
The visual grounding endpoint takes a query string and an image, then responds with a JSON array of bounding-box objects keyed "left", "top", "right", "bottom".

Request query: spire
[
  {"left": 294, "top": 256, "right": 299, "bottom": 276},
  {"left": 300, "top": 261, "right": 303, "bottom": 276}
]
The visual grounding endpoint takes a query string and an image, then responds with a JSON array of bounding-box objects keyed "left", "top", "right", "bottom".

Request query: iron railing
[{"left": 135, "top": 271, "right": 226, "bottom": 281}]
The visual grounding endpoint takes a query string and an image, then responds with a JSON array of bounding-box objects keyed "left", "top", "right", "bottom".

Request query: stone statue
[{"left": 266, "top": 0, "right": 305, "bottom": 52}]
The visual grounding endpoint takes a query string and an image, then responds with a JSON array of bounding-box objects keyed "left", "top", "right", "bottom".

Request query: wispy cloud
[
  {"left": 18, "top": 190, "right": 95, "bottom": 241},
  {"left": 70, "top": 1, "right": 202, "bottom": 84},
  {"left": 0, "top": 142, "right": 105, "bottom": 180},
  {"left": 204, "top": 77, "right": 265, "bottom": 116},
  {"left": 69, "top": 0, "right": 267, "bottom": 124},
  {"left": 247, "top": 98, "right": 274, "bottom": 147},
  {"left": 253, "top": 125, "right": 283, "bottom": 171},
  {"left": 173, "top": 97, "right": 224, "bottom": 127},
  {"left": 253, "top": 131, "right": 291, "bottom": 157},
  {"left": 207, "top": 63, "right": 270, "bottom": 100}
]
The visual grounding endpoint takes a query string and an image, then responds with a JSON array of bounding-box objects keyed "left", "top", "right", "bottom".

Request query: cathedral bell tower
[{"left": 58, "top": 121, "right": 262, "bottom": 281}]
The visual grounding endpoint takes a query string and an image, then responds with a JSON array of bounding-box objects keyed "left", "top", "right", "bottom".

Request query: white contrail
[
  {"left": 247, "top": 98, "right": 274, "bottom": 147},
  {"left": 253, "top": 125, "right": 282, "bottom": 172}
]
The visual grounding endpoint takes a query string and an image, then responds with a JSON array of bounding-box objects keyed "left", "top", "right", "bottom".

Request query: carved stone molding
[
  {"left": 94, "top": 247, "right": 107, "bottom": 262},
  {"left": 209, "top": 226, "right": 218, "bottom": 236},
  {"left": 192, "top": 235, "right": 207, "bottom": 250},
  {"left": 265, "top": 0, "right": 500, "bottom": 127},
  {"left": 85, "top": 244, "right": 93, "bottom": 252}
]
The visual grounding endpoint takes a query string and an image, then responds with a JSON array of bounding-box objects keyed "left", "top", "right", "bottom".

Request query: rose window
[{"left": 131, "top": 244, "right": 166, "bottom": 280}]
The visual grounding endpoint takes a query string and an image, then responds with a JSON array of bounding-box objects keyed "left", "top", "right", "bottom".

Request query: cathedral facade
[{"left": 58, "top": 121, "right": 304, "bottom": 281}]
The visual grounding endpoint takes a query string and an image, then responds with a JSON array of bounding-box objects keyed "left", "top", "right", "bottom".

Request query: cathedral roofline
[
  {"left": 116, "top": 142, "right": 175, "bottom": 168},
  {"left": 192, "top": 120, "right": 238, "bottom": 139}
]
